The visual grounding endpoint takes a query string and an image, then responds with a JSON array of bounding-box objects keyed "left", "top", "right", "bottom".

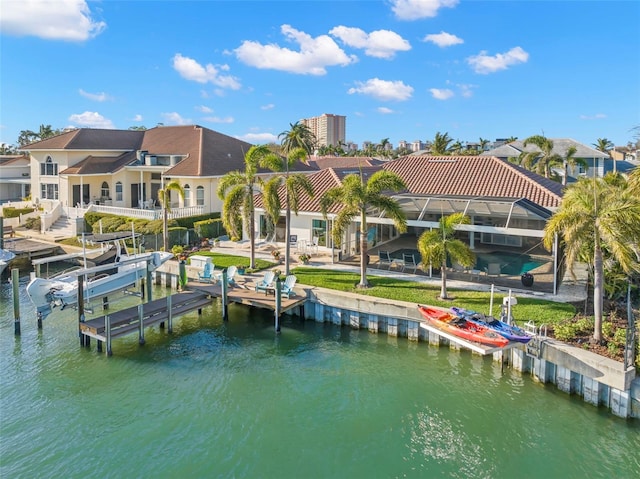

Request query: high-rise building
[{"left": 301, "top": 114, "right": 346, "bottom": 147}]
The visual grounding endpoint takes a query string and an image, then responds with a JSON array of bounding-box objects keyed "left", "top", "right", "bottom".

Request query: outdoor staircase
[{"left": 47, "top": 216, "right": 76, "bottom": 240}]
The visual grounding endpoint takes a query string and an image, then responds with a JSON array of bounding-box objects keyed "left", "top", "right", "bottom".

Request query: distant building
[{"left": 301, "top": 114, "right": 346, "bottom": 147}]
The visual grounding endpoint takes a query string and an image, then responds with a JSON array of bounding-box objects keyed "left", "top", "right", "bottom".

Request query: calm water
[{"left": 1, "top": 276, "right": 638, "bottom": 479}]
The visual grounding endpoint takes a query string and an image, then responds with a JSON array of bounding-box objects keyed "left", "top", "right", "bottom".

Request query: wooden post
[
  {"left": 138, "top": 304, "right": 145, "bottom": 345},
  {"left": 167, "top": 294, "right": 173, "bottom": 333},
  {"left": 146, "top": 264, "right": 152, "bottom": 301},
  {"left": 140, "top": 278, "right": 145, "bottom": 300},
  {"left": 105, "top": 314, "right": 112, "bottom": 356},
  {"left": 12, "top": 268, "right": 20, "bottom": 335},
  {"left": 274, "top": 277, "right": 281, "bottom": 333},
  {"left": 103, "top": 296, "right": 109, "bottom": 311},
  {"left": 78, "top": 275, "right": 87, "bottom": 346},
  {"left": 221, "top": 268, "right": 228, "bottom": 321}
]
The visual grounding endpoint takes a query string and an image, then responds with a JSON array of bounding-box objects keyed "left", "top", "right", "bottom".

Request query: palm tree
[
  {"left": 522, "top": 135, "right": 562, "bottom": 178},
  {"left": 278, "top": 121, "right": 316, "bottom": 156},
  {"left": 431, "top": 132, "right": 453, "bottom": 155},
  {"left": 593, "top": 137, "right": 615, "bottom": 172},
  {"left": 320, "top": 170, "right": 407, "bottom": 288},
  {"left": 561, "top": 145, "right": 588, "bottom": 186},
  {"left": 417, "top": 213, "right": 475, "bottom": 300},
  {"left": 479, "top": 137, "right": 490, "bottom": 152},
  {"left": 157, "top": 179, "right": 185, "bottom": 252},
  {"left": 261, "top": 147, "right": 315, "bottom": 275},
  {"left": 217, "top": 145, "right": 274, "bottom": 269},
  {"left": 542, "top": 176, "right": 640, "bottom": 342},
  {"left": 505, "top": 136, "right": 518, "bottom": 143}
]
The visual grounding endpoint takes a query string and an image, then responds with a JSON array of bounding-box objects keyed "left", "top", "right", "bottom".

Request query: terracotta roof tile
[{"left": 307, "top": 156, "right": 385, "bottom": 170}]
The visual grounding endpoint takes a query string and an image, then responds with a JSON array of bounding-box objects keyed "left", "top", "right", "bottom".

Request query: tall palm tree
[
  {"left": 431, "top": 132, "right": 453, "bottom": 155},
  {"left": 157, "top": 179, "right": 185, "bottom": 252},
  {"left": 261, "top": 147, "right": 315, "bottom": 275},
  {"left": 479, "top": 137, "right": 490, "bottom": 152},
  {"left": 417, "top": 213, "right": 475, "bottom": 300},
  {"left": 543, "top": 176, "right": 640, "bottom": 342},
  {"left": 593, "top": 137, "right": 615, "bottom": 172},
  {"left": 522, "top": 135, "right": 562, "bottom": 178},
  {"left": 217, "top": 145, "right": 273, "bottom": 269},
  {"left": 561, "top": 145, "right": 588, "bottom": 186},
  {"left": 279, "top": 121, "right": 316, "bottom": 156},
  {"left": 320, "top": 170, "right": 407, "bottom": 288}
]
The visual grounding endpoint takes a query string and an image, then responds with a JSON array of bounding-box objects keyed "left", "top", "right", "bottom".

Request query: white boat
[
  {"left": 0, "top": 249, "right": 16, "bottom": 277},
  {"left": 26, "top": 232, "right": 173, "bottom": 319}
]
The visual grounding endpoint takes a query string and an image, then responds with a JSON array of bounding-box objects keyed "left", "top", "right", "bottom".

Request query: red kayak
[{"left": 418, "top": 305, "right": 509, "bottom": 347}]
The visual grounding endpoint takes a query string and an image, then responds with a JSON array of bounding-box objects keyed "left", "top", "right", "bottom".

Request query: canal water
[{"left": 1, "top": 276, "right": 638, "bottom": 478}]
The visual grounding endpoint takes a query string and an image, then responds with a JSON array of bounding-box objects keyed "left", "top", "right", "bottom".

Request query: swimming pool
[{"left": 474, "top": 251, "right": 549, "bottom": 276}]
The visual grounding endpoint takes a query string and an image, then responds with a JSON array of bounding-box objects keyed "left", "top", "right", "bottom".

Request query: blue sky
[{"left": 1, "top": 0, "right": 639, "bottom": 150}]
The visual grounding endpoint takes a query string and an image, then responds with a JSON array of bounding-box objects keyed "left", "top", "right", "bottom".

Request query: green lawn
[{"left": 188, "top": 252, "right": 576, "bottom": 327}]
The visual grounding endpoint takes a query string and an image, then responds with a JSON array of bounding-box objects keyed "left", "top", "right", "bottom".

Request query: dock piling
[
  {"left": 105, "top": 314, "right": 112, "bottom": 356},
  {"left": 274, "top": 277, "right": 281, "bottom": 333},
  {"left": 138, "top": 304, "right": 145, "bottom": 345},
  {"left": 78, "top": 275, "right": 87, "bottom": 346},
  {"left": 12, "top": 268, "right": 20, "bottom": 335},
  {"left": 221, "top": 268, "right": 228, "bottom": 321},
  {"left": 167, "top": 294, "right": 173, "bottom": 333}
]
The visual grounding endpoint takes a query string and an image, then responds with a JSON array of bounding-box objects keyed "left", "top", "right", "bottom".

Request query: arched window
[
  {"left": 183, "top": 184, "right": 191, "bottom": 207},
  {"left": 196, "top": 186, "right": 204, "bottom": 206},
  {"left": 115, "top": 182, "right": 123, "bottom": 201},
  {"left": 101, "top": 182, "right": 110, "bottom": 199},
  {"left": 40, "top": 155, "right": 58, "bottom": 176}
]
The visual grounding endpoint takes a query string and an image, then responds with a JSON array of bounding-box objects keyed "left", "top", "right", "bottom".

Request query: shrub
[
  {"left": 24, "top": 216, "right": 41, "bottom": 230},
  {"left": 2, "top": 207, "right": 34, "bottom": 218},
  {"left": 194, "top": 218, "right": 225, "bottom": 239}
]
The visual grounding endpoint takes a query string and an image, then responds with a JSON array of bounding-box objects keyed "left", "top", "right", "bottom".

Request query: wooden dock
[
  {"left": 186, "top": 280, "right": 307, "bottom": 315},
  {"left": 2, "top": 237, "right": 63, "bottom": 260},
  {"left": 80, "top": 291, "right": 212, "bottom": 354}
]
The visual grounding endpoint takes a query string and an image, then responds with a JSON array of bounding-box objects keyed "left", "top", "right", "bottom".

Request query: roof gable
[{"left": 25, "top": 128, "right": 144, "bottom": 150}]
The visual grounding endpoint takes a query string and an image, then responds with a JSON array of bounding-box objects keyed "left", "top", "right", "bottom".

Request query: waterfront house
[{"left": 0, "top": 154, "right": 31, "bottom": 203}]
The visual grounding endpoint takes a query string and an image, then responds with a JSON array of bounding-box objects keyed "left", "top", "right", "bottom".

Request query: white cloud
[
  {"left": 467, "top": 46, "right": 529, "bottom": 74},
  {"left": 172, "top": 54, "right": 241, "bottom": 89},
  {"left": 329, "top": 26, "right": 411, "bottom": 59},
  {"left": 161, "top": 112, "right": 192, "bottom": 125},
  {"left": 579, "top": 113, "right": 607, "bottom": 120},
  {"left": 132, "top": 114, "right": 143, "bottom": 122},
  {"left": 429, "top": 88, "right": 454, "bottom": 100},
  {"left": 457, "top": 84, "right": 475, "bottom": 98},
  {"left": 377, "top": 107, "right": 394, "bottom": 114},
  {"left": 203, "top": 116, "right": 234, "bottom": 124},
  {"left": 79, "top": 89, "right": 111, "bottom": 102},
  {"left": 423, "top": 31, "right": 463, "bottom": 47},
  {"left": 390, "top": 0, "right": 459, "bottom": 20},
  {"left": 196, "top": 105, "right": 213, "bottom": 113},
  {"left": 348, "top": 78, "right": 414, "bottom": 101},
  {"left": 68, "top": 111, "right": 114, "bottom": 129},
  {"left": 0, "top": 0, "right": 106, "bottom": 41},
  {"left": 238, "top": 132, "right": 279, "bottom": 143},
  {"left": 261, "top": 104, "right": 275, "bottom": 110},
  {"left": 234, "top": 24, "right": 356, "bottom": 75}
]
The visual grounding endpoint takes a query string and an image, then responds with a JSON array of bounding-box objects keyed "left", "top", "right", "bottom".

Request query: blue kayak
[{"left": 451, "top": 307, "right": 531, "bottom": 343}]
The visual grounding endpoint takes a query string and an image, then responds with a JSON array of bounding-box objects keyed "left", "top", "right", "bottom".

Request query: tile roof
[
  {"left": 0, "top": 154, "right": 29, "bottom": 166},
  {"left": 306, "top": 156, "right": 385, "bottom": 170},
  {"left": 60, "top": 152, "right": 136, "bottom": 175},
  {"left": 382, "top": 155, "right": 564, "bottom": 208}
]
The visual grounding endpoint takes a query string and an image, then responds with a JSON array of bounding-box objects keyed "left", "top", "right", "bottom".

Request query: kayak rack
[{"left": 419, "top": 322, "right": 525, "bottom": 356}]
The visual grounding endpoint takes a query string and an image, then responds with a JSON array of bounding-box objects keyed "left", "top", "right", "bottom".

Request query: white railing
[
  {"left": 41, "top": 201, "right": 62, "bottom": 233},
  {"left": 87, "top": 205, "right": 204, "bottom": 220}
]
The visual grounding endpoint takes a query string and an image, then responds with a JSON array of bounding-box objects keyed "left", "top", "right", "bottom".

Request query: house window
[
  {"left": 40, "top": 183, "right": 58, "bottom": 199},
  {"left": 101, "top": 182, "right": 110, "bottom": 199},
  {"left": 196, "top": 186, "right": 204, "bottom": 206},
  {"left": 312, "top": 219, "right": 327, "bottom": 246},
  {"left": 183, "top": 184, "right": 191, "bottom": 207},
  {"left": 40, "top": 156, "right": 58, "bottom": 176},
  {"left": 115, "top": 182, "right": 123, "bottom": 201}
]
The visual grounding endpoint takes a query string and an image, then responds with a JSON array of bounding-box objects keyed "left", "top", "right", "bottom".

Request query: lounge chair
[
  {"left": 280, "top": 274, "right": 297, "bottom": 298},
  {"left": 484, "top": 263, "right": 502, "bottom": 277},
  {"left": 378, "top": 251, "right": 392, "bottom": 269},
  {"left": 197, "top": 262, "right": 215, "bottom": 283},
  {"left": 255, "top": 271, "right": 276, "bottom": 294},
  {"left": 402, "top": 254, "right": 418, "bottom": 273}
]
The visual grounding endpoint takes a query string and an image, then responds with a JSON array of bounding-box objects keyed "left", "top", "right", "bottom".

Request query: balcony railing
[{"left": 80, "top": 204, "right": 205, "bottom": 220}]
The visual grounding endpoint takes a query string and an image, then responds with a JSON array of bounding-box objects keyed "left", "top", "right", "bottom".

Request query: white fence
[{"left": 89, "top": 205, "right": 204, "bottom": 220}]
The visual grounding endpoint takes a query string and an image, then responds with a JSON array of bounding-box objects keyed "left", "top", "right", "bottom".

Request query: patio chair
[
  {"left": 255, "top": 270, "right": 276, "bottom": 294},
  {"left": 484, "top": 263, "right": 502, "bottom": 277},
  {"left": 280, "top": 274, "right": 297, "bottom": 298},
  {"left": 197, "top": 262, "right": 215, "bottom": 283},
  {"left": 402, "top": 254, "right": 418, "bottom": 274},
  {"left": 214, "top": 265, "right": 238, "bottom": 286},
  {"left": 378, "top": 251, "right": 392, "bottom": 269},
  {"left": 308, "top": 236, "right": 319, "bottom": 255}
]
